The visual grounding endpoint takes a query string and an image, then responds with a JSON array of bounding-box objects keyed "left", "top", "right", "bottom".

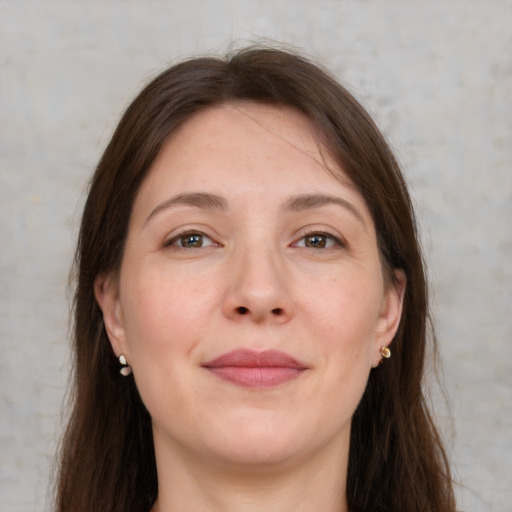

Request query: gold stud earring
[
  {"left": 119, "top": 354, "right": 132, "bottom": 376},
  {"left": 380, "top": 346, "right": 391, "bottom": 360}
]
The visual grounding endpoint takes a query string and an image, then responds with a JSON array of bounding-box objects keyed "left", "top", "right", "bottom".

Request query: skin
[{"left": 95, "top": 103, "right": 405, "bottom": 512}]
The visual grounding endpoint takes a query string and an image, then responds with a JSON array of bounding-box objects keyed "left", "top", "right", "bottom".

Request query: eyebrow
[
  {"left": 145, "top": 192, "right": 228, "bottom": 224},
  {"left": 283, "top": 193, "right": 366, "bottom": 226},
  {"left": 145, "top": 191, "right": 365, "bottom": 227}
]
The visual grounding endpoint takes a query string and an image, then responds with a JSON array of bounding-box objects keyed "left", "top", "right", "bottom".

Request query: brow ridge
[
  {"left": 145, "top": 191, "right": 365, "bottom": 227},
  {"left": 283, "top": 193, "right": 366, "bottom": 226},
  {"left": 145, "top": 192, "right": 228, "bottom": 224}
]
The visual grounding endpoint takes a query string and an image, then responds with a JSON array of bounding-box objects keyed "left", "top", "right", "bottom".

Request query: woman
[{"left": 55, "top": 46, "right": 455, "bottom": 511}]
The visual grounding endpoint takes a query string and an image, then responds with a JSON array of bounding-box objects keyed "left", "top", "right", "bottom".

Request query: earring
[
  {"left": 380, "top": 346, "right": 391, "bottom": 360},
  {"left": 119, "top": 354, "right": 132, "bottom": 376}
]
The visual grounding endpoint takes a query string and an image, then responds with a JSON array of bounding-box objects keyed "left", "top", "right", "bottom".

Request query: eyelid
[
  {"left": 163, "top": 228, "right": 221, "bottom": 248},
  {"left": 292, "top": 228, "right": 347, "bottom": 249}
]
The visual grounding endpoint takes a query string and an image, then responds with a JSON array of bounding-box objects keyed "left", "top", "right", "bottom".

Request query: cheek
[
  {"left": 118, "top": 268, "right": 213, "bottom": 420},
  {"left": 304, "top": 272, "right": 383, "bottom": 342},
  {"left": 301, "top": 272, "right": 383, "bottom": 387},
  {"left": 119, "top": 265, "right": 218, "bottom": 359}
]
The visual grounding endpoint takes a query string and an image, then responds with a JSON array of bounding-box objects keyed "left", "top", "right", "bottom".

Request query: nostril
[
  {"left": 271, "top": 308, "right": 283, "bottom": 315},
  {"left": 237, "top": 306, "right": 249, "bottom": 315}
]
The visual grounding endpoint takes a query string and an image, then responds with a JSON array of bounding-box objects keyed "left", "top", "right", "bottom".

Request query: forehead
[
  {"left": 163, "top": 102, "right": 331, "bottom": 171},
  {"left": 134, "top": 102, "right": 369, "bottom": 220},
  {"left": 177, "top": 101, "right": 322, "bottom": 148}
]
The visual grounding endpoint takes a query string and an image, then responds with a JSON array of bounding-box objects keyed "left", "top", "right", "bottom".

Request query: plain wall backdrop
[{"left": 1, "top": 1, "right": 511, "bottom": 510}]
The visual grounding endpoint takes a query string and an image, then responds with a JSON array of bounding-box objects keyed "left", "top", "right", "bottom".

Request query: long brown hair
[{"left": 56, "top": 46, "right": 455, "bottom": 512}]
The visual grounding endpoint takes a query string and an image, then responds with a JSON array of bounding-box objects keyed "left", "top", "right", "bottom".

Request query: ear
[
  {"left": 94, "top": 273, "right": 128, "bottom": 359},
  {"left": 372, "top": 269, "right": 406, "bottom": 367}
]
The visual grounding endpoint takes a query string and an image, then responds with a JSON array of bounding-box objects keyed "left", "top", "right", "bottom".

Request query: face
[{"left": 96, "top": 103, "right": 405, "bottom": 472}]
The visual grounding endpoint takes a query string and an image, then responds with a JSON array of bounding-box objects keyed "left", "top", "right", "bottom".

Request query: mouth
[{"left": 202, "top": 349, "right": 308, "bottom": 389}]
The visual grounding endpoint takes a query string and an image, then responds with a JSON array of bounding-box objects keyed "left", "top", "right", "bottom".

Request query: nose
[{"left": 222, "top": 244, "right": 294, "bottom": 324}]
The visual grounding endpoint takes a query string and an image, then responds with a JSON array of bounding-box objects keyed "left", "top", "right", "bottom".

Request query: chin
[
  {"left": 204, "top": 409, "right": 318, "bottom": 469},
  {"left": 212, "top": 440, "right": 302, "bottom": 472}
]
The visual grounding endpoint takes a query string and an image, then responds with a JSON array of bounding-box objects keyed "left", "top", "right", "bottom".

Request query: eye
[
  {"left": 166, "top": 231, "right": 217, "bottom": 249},
  {"left": 293, "top": 232, "right": 343, "bottom": 249}
]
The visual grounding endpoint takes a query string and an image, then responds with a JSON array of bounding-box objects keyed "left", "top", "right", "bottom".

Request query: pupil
[
  {"left": 183, "top": 234, "right": 202, "bottom": 247},
  {"left": 306, "top": 235, "right": 326, "bottom": 248}
]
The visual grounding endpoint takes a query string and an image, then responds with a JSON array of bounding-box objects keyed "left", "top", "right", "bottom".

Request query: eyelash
[
  {"left": 164, "top": 229, "right": 345, "bottom": 252},
  {"left": 164, "top": 230, "right": 219, "bottom": 249},
  {"left": 293, "top": 230, "right": 346, "bottom": 250}
]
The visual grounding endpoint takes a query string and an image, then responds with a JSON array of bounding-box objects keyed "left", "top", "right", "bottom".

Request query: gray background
[{"left": 1, "top": 1, "right": 511, "bottom": 511}]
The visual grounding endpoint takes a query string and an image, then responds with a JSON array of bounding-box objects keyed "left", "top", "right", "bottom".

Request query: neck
[{"left": 150, "top": 434, "right": 349, "bottom": 512}]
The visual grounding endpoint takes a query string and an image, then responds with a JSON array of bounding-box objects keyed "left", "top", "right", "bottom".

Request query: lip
[{"left": 202, "top": 349, "right": 308, "bottom": 388}]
